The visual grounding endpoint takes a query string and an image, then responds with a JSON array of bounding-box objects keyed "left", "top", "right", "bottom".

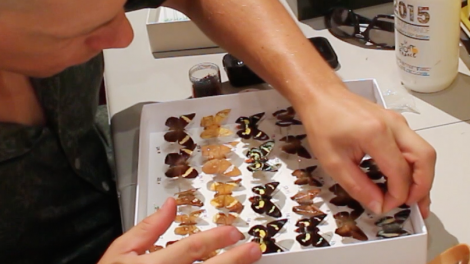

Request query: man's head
[{"left": 0, "top": 0, "right": 132, "bottom": 77}]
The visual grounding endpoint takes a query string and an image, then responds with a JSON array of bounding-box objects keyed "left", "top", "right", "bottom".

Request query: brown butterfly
[
  {"left": 272, "top": 106, "right": 302, "bottom": 127},
  {"left": 292, "top": 204, "right": 325, "bottom": 217},
  {"left": 213, "top": 212, "right": 239, "bottom": 226},
  {"left": 175, "top": 188, "right": 204, "bottom": 207},
  {"left": 164, "top": 113, "right": 196, "bottom": 147},
  {"left": 290, "top": 189, "right": 321, "bottom": 205},
  {"left": 175, "top": 209, "right": 205, "bottom": 225},
  {"left": 279, "top": 135, "right": 312, "bottom": 159},
  {"left": 329, "top": 184, "right": 364, "bottom": 218},
  {"left": 164, "top": 144, "right": 198, "bottom": 179},
  {"left": 174, "top": 225, "right": 201, "bottom": 236},
  {"left": 291, "top": 166, "right": 322, "bottom": 186},
  {"left": 201, "top": 141, "right": 238, "bottom": 160},
  {"left": 211, "top": 194, "right": 244, "bottom": 213},
  {"left": 209, "top": 179, "right": 242, "bottom": 195},
  {"left": 200, "top": 109, "right": 233, "bottom": 139},
  {"left": 202, "top": 159, "right": 241, "bottom": 177},
  {"left": 334, "top": 211, "right": 368, "bottom": 241},
  {"left": 148, "top": 240, "right": 178, "bottom": 252}
]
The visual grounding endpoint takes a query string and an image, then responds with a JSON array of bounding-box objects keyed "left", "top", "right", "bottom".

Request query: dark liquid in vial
[{"left": 192, "top": 75, "right": 222, "bottom": 98}]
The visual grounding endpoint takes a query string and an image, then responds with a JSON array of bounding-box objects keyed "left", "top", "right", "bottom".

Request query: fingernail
[
  {"left": 250, "top": 243, "right": 262, "bottom": 258},
  {"left": 161, "top": 198, "right": 171, "bottom": 210},
  {"left": 369, "top": 200, "right": 382, "bottom": 215}
]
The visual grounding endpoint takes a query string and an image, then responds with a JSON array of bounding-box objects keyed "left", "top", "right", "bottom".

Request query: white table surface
[{"left": 103, "top": 3, "right": 470, "bottom": 262}]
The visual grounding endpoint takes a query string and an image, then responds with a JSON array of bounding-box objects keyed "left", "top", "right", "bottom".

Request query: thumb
[{"left": 112, "top": 197, "right": 177, "bottom": 255}]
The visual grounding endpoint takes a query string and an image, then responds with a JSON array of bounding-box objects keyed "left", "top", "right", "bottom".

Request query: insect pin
[
  {"left": 245, "top": 140, "right": 281, "bottom": 172},
  {"left": 163, "top": 113, "right": 196, "bottom": 147},
  {"left": 295, "top": 214, "right": 330, "bottom": 248},
  {"left": 235, "top": 112, "right": 269, "bottom": 141},
  {"left": 249, "top": 182, "right": 282, "bottom": 218},
  {"left": 248, "top": 219, "right": 288, "bottom": 254}
]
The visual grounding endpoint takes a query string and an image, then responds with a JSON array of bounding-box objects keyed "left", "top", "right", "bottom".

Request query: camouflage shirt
[{"left": 0, "top": 1, "right": 165, "bottom": 263}]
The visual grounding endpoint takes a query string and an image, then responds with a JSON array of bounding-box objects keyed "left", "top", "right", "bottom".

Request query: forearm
[{"left": 163, "top": 0, "right": 346, "bottom": 106}]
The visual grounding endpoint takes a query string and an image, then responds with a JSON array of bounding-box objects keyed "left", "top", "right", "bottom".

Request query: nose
[{"left": 85, "top": 12, "right": 134, "bottom": 51}]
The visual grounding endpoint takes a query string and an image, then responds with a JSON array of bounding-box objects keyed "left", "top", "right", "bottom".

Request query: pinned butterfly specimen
[
  {"left": 209, "top": 179, "right": 242, "bottom": 195},
  {"left": 329, "top": 184, "right": 364, "bottom": 218},
  {"left": 175, "top": 188, "right": 204, "bottom": 207},
  {"left": 292, "top": 204, "right": 325, "bottom": 217},
  {"left": 248, "top": 219, "right": 287, "bottom": 254},
  {"left": 375, "top": 209, "right": 411, "bottom": 239},
  {"left": 164, "top": 113, "right": 196, "bottom": 147},
  {"left": 201, "top": 141, "right": 238, "bottom": 160},
  {"left": 272, "top": 106, "right": 302, "bottom": 127},
  {"left": 202, "top": 159, "right": 241, "bottom": 177},
  {"left": 360, "top": 158, "right": 385, "bottom": 180},
  {"left": 245, "top": 140, "right": 281, "bottom": 172},
  {"left": 200, "top": 109, "right": 233, "bottom": 139},
  {"left": 279, "top": 134, "right": 312, "bottom": 159},
  {"left": 236, "top": 112, "right": 269, "bottom": 141},
  {"left": 164, "top": 144, "right": 198, "bottom": 179},
  {"left": 333, "top": 211, "right": 368, "bottom": 241},
  {"left": 211, "top": 194, "right": 244, "bottom": 213},
  {"left": 213, "top": 212, "right": 239, "bottom": 226},
  {"left": 291, "top": 166, "right": 322, "bottom": 187},
  {"left": 210, "top": 182, "right": 244, "bottom": 213},
  {"left": 290, "top": 189, "right": 321, "bottom": 205},
  {"left": 175, "top": 209, "right": 205, "bottom": 225},
  {"left": 295, "top": 214, "right": 330, "bottom": 248},
  {"left": 174, "top": 225, "right": 201, "bottom": 236},
  {"left": 249, "top": 182, "right": 282, "bottom": 218}
]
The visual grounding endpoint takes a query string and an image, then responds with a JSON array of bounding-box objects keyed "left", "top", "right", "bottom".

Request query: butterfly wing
[
  {"left": 266, "top": 219, "right": 288, "bottom": 236},
  {"left": 263, "top": 182, "right": 280, "bottom": 197},
  {"left": 252, "top": 128, "right": 270, "bottom": 141},
  {"left": 263, "top": 199, "right": 282, "bottom": 218},
  {"left": 214, "top": 109, "right": 231, "bottom": 124},
  {"left": 292, "top": 205, "right": 325, "bottom": 217}
]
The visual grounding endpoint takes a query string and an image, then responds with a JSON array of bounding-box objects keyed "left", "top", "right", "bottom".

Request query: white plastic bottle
[{"left": 394, "top": 0, "right": 461, "bottom": 93}]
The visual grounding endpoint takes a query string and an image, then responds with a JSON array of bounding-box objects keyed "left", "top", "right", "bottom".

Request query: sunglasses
[{"left": 325, "top": 8, "right": 395, "bottom": 50}]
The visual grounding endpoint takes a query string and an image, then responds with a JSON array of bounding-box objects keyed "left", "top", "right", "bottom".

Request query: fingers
[
  {"left": 417, "top": 194, "right": 431, "bottom": 219},
  {"left": 393, "top": 126, "right": 436, "bottom": 214},
  {"left": 205, "top": 242, "right": 262, "bottom": 264},
  {"left": 362, "top": 125, "right": 411, "bottom": 213},
  {"left": 322, "top": 155, "right": 384, "bottom": 214},
  {"left": 145, "top": 226, "right": 245, "bottom": 263},
  {"left": 112, "top": 197, "right": 177, "bottom": 254}
]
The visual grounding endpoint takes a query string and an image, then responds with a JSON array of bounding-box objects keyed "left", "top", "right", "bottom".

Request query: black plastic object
[
  {"left": 309, "top": 37, "right": 340, "bottom": 70},
  {"left": 222, "top": 37, "right": 339, "bottom": 87}
]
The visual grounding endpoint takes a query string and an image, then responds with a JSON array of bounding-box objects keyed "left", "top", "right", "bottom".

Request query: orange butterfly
[
  {"left": 200, "top": 109, "right": 233, "bottom": 139},
  {"left": 202, "top": 159, "right": 241, "bottom": 177},
  {"left": 201, "top": 141, "right": 238, "bottom": 160}
]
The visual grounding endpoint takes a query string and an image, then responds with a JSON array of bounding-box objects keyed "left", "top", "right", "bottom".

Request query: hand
[
  {"left": 294, "top": 86, "right": 436, "bottom": 218},
  {"left": 98, "top": 198, "right": 262, "bottom": 264}
]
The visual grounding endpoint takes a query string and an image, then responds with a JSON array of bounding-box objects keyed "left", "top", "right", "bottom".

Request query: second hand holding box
[{"left": 135, "top": 79, "right": 427, "bottom": 264}]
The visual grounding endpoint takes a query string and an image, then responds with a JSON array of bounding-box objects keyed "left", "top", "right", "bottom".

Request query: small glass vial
[{"left": 189, "top": 62, "right": 222, "bottom": 98}]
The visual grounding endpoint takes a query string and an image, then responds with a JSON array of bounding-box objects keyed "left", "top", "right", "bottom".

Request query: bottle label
[{"left": 394, "top": 0, "right": 431, "bottom": 77}]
